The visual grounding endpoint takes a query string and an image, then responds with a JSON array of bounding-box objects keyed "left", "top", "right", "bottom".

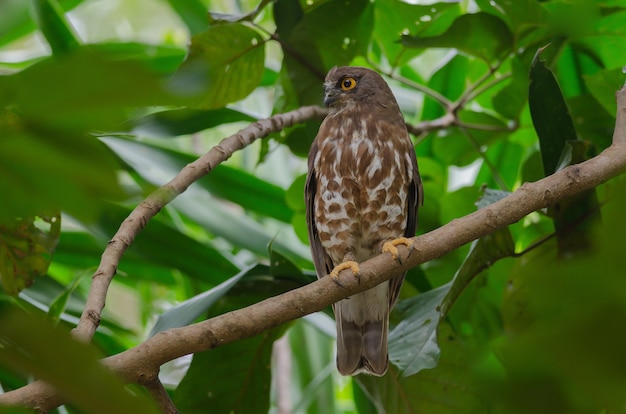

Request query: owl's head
[{"left": 322, "top": 66, "right": 397, "bottom": 111}]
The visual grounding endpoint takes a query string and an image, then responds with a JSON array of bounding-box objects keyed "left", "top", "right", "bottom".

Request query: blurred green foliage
[{"left": 0, "top": 0, "right": 625, "bottom": 413}]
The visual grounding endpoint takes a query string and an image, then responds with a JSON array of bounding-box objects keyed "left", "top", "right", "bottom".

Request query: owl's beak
[{"left": 324, "top": 89, "right": 338, "bottom": 107}]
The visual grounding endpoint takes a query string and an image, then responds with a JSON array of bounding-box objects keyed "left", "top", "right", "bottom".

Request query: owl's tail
[{"left": 335, "top": 290, "right": 390, "bottom": 376}]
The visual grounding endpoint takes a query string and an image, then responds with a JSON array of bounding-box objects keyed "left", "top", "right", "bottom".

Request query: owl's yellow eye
[{"left": 340, "top": 77, "right": 357, "bottom": 91}]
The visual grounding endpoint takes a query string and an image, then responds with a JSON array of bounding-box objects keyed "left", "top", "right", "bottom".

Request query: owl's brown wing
[
  {"left": 305, "top": 138, "right": 334, "bottom": 280},
  {"left": 388, "top": 136, "right": 423, "bottom": 308}
]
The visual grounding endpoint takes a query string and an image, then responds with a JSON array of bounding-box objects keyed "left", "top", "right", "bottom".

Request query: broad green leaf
[
  {"left": 421, "top": 54, "right": 469, "bottom": 120},
  {"left": 274, "top": 0, "right": 374, "bottom": 106},
  {"left": 544, "top": 0, "right": 601, "bottom": 39},
  {"left": 388, "top": 282, "right": 451, "bottom": 376},
  {"left": 529, "top": 47, "right": 578, "bottom": 176},
  {"left": 53, "top": 231, "right": 177, "bottom": 286},
  {"left": 173, "top": 276, "right": 300, "bottom": 414},
  {"left": 492, "top": 56, "right": 529, "bottom": 119},
  {"left": 440, "top": 228, "right": 515, "bottom": 318},
  {"left": 566, "top": 93, "right": 614, "bottom": 152},
  {"left": 475, "top": 141, "right": 525, "bottom": 190},
  {"left": 555, "top": 44, "right": 603, "bottom": 99},
  {"left": 0, "top": 48, "right": 180, "bottom": 130},
  {"left": 0, "top": 129, "right": 124, "bottom": 222},
  {"left": 529, "top": 48, "right": 601, "bottom": 256},
  {"left": 32, "top": 0, "right": 81, "bottom": 55},
  {"left": 96, "top": 204, "right": 241, "bottom": 286},
  {"left": 164, "top": 0, "right": 207, "bottom": 35},
  {"left": 101, "top": 136, "right": 294, "bottom": 223},
  {"left": 402, "top": 13, "right": 513, "bottom": 64},
  {"left": 358, "top": 323, "right": 484, "bottom": 413},
  {"left": 373, "top": 0, "right": 460, "bottom": 68},
  {"left": 149, "top": 264, "right": 264, "bottom": 336},
  {"left": 584, "top": 67, "right": 625, "bottom": 116},
  {"left": 0, "top": 214, "right": 60, "bottom": 295},
  {"left": 172, "top": 189, "right": 312, "bottom": 267},
  {"left": 132, "top": 107, "right": 256, "bottom": 137},
  {"left": 0, "top": 305, "right": 159, "bottom": 414},
  {"left": 475, "top": 0, "right": 547, "bottom": 37},
  {"left": 173, "top": 23, "right": 265, "bottom": 109}
]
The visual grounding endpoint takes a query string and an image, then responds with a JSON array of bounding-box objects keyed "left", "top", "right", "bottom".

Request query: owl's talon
[
  {"left": 382, "top": 237, "right": 415, "bottom": 265},
  {"left": 329, "top": 261, "right": 360, "bottom": 285}
]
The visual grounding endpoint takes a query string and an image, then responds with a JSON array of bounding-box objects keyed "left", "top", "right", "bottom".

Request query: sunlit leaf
[
  {"left": 164, "top": 0, "right": 207, "bottom": 35},
  {"left": 173, "top": 23, "right": 265, "bottom": 109},
  {"left": 402, "top": 13, "right": 513, "bottom": 63},
  {"left": 372, "top": 0, "right": 460, "bottom": 68}
]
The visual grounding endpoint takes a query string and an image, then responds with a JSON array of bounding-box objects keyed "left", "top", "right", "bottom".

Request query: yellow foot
[
  {"left": 382, "top": 237, "right": 415, "bottom": 264},
  {"left": 329, "top": 261, "right": 360, "bottom": 286}
]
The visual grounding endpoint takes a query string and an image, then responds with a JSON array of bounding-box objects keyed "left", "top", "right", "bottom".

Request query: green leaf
[
  {"left": 87, "top": 42, "right": 187, "bottom": 75},
  {"left": 132, "top": 107, "right": 256, "bottom": 137},
  {"left": 288, "top": 319, "right": 337, "bottom": 413},
  {"left": 0, "top": 0, "right": 83, "bottom": 49},
  {"left": 96, "top": 204, "right": 241, "bottom": 285},
  {"left": 164, "top": 0, "right": 207, "bottom": 35},
  {"left": 372, "top": 0, "right": 460, "bottom": 68},
  {"left": 0, "top": 305, "right": 159, "bottom": 413},
  {"left": 584, "top": 67, "right": 626, "bottom": 116},
  {"left": 274, "top": 0, "right": 374, "bottom": 106},
  {"left": 47, "top": 271, "right": 84, "bottom": 323},
  {"left": 0, "top": 48, "right": 180, "bottom": 130},
  {"left": 402, "top": 12, "right": 514, "bottom": 64},
  {"left": 149, "top": 264, "right": 265, "bottom": 336},
  {"left": 173, "top": 276, "right": 298, "bottom": 414},
  {"left": 388, "top": 283, "right": 450, "bottom": 376},
  {"left": 101, "top": 136, "right": 294, "bottom": 223},
  {"left": 0, "top": 214, "right": 60, "bottom": 295},
  {"left": 492, "top": 56, "right": 529, "bottom": 119},
  {"left": 440, "top": 228, "right": 516, "bottom": 318},
  {"left": 32, "top": 0, "right": 81, "bottom": 55},
  {"left": 173, "top": 23, "right": 265, "bottom": 109},
  {"left": 421, "top": 54, "right": 469, "bottom": 120},
  {"left": 529, "top": 47, "right": 578, "bottom": 176},
  {"left": 358, "top": 323, "right": 485, "bottom": 413},
  {"left": 475, "top": 0, "right": 548, "bottom": 37},
  {"left": 0, "top": 129, "right": 124, "bottom": 222}
]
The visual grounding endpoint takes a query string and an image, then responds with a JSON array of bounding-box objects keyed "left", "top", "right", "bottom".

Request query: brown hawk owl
[{"left": 306, "top": 66, "right": 423, "bottom": 376}]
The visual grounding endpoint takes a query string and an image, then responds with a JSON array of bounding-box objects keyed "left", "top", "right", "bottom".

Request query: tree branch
[{"left": 3, "top": 85, "right": 626, "bottom": 412}]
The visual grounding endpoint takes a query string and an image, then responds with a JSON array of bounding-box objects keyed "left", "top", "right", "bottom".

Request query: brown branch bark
[{"left": 3, "top": 86, "right": 626, "bottom": 411}]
